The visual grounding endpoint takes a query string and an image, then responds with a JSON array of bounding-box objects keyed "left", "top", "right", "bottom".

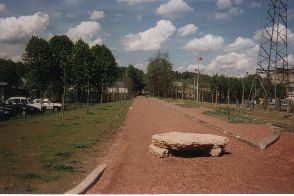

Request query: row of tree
[
  {"left": 146, "top": 52, "right": 259, "bottom": 104},
  {"left": 23, "top": 35, "right": 118, "bottom": 103}
]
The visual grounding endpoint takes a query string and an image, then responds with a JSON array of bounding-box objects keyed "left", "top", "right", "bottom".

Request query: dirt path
[{"left": 88, "top": 97, "right": 294, "bottom": 194}]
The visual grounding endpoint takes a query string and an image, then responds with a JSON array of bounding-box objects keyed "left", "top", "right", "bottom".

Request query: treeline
[
  {"left": 146, "top": 52, "right": 257, "bottom": 104},
  {"left": 23, "top": 35, "right": 118, "bottom": 104}
]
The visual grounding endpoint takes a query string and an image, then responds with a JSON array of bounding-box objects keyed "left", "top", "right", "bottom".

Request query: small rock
[{"left": 149, "top": 144, "right": 169, "bottom": 158}]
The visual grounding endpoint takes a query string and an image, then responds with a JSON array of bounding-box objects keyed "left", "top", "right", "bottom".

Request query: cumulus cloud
[
  {"left": 216, "top": 0, "right": 231, "bottom": 10},
  {"left": 0, "top": 3, "right": 6, "bottom": 13},
  {"left": 204, "top": 40, "right": 259, "bottom": 76},
  {"left": 66, "top": 21, "right": 103, "bottom": 46},
  {"left": 0, "top": 12, "right": 49, "bottom": 60},
  {"left": 214, "top": 0, "right": 243, "bottom": 20},
  {"left": 177, "top": 24, "right": 198, "bottom": 37},
  {"left": 183, "top": 34, "right": 224, "bottom": 52},
  {"left": 225, "top": 37, "right": 257, "bottom": 52},
  {"left": 0, "top": 12, "right": 49, "bottom": 43},
  {"left": 122, "top": 20, "right": 176, "bottom": 51},
  {"left": 214, "top": 7, "right": 243, "bottom": 20},
  {"left": 176, "top": 64, "right": 205, "bottom": 73},
  {"left": 253, "top": 24, "right": 294, "bottom": 44},
  {"left": 89, "top": 10, "right": 105, "bottom": 21},
  {"left": 156, "top": 0, "right": 193, "bottom": 16},
  {"left": 117, "top": 0, "right": 158, "bottom": 5}
]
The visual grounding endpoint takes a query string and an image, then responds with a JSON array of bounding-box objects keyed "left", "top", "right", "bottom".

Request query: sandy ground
[{"left": 88, "top": 96, "right": 294, "bottom": 194}]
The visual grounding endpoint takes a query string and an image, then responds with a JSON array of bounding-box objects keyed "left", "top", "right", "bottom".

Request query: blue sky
[{"left": 0, "top": 0, "right": 293, "bottom": 76}]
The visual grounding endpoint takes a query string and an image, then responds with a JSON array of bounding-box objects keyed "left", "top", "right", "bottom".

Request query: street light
[{"left": 196, "top": 57, "right": 202, "bottom": 102}]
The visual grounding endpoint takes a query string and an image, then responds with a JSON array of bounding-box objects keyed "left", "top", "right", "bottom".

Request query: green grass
[
  {"left": 202, "top": 107, "right": 257, "bottom": 124},
  {"left": 0, "top": 100, "right": 132, "bottom": 193},
  {"left": 160, "top": 97, "right": 294, "bottom": 130}
]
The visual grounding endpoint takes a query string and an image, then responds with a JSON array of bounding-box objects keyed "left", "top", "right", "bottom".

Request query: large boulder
[{"left": 151, "top": 132, "right": 229, "bottom": 157}]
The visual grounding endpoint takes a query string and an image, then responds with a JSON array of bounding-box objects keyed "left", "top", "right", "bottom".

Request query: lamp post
[
  {"left": 197, "top": 65, "right": 199, "bottom": 102},
  {"left": 196, "top": 57, "right": 203, "bottom": 102},
  {"left": 193, "top": 70, "right": 196, "bottom": 101}
]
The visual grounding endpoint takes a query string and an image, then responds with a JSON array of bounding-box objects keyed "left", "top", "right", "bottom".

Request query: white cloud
[
  {"left": 0, "top": 12, "right": 49, "bottom": 60},
  {"left": 177, "top": 24, "right": 198, "bottom": 37},
  {"left": 214, "top": 7, "right": 243, "bottom": 20},
  {"left": 89, "top": 10, "right": 105, "bottom": 21},
  {"left": 0, "top": 3, "right": 6, "bottom": 13},
  {"left": 204, "top": 41, "right": 259, "bottom": 76},
  {"left": 0, "top": 12, "right": 49, "bottom": 43},
  {"left": 176, "top": 64, "right": 205, "bottom": 73},
  {"left": 117, "top": 0, "right": 158, "bottom": 5},
  {"left": 66, "top": 21, "right": 103, "bottom": 46},
  {"left": 253, "top": 24, "right": 294, "bottom": 44},
  {"left": 214, "top": 0, "right": 243, "bottom": 20},
  {"left": 206, "top": 51, "right": 257, "bottom": 77},
  {"left": 216, "top": 0, "right": 231, "bottom": 10},
  {"left": 183, "top": 34, "right": 224, "bottom": 52},
  {"left": 122, "top": 20, "right": 176, "bottom": 51},
  {"left": 134, "top": 62, "right": 148, "bottom": 72},
  {"left": 225, "top": 37, "right": 257, "bottom": 52},
  {"left": 156, "top": 0, "right": 193, "bottom": 16}
]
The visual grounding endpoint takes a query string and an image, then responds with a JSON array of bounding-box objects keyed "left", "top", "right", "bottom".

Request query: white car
[
  {"left": 33, "top": 99, "right": 62, "bottom": 111},
  {"left": 5, "top": 97, "right": 45, "bottom": 111}
]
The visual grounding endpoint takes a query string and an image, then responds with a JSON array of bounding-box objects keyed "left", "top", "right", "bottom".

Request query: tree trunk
[
  {"left": 61, "top": 68, "right": 65, "bottom": 125},
  {"left": 100, "top": 85, "right": 103, "bottom": 104},
  {"left": 86, "top": 80, "right": 90, "bottom": 114}
]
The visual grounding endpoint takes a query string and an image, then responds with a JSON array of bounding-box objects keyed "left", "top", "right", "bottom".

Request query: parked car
[
  {"left": 33, "top": 98, "right": 62, "bottom": 111},
  {"left": 5, "top": 97, "right": 45, "bottom": 112}
]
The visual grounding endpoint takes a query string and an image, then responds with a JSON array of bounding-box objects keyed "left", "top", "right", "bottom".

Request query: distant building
[
  {"left": 270, "top": 68, "right": 294, "bottom": 100},
  {"left": 107, "top": 82, "right": 128, "bottom": 94},
  {"left": 287, "top": 68, "right": 294, "bottom": 100}
]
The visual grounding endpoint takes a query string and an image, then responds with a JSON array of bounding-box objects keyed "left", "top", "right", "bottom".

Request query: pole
[
  {"left": 193, "top": 70, "right": 196, "bottom": 101},
  {"left": 197, "top": 65, "right": 199, "bottom": 102}
]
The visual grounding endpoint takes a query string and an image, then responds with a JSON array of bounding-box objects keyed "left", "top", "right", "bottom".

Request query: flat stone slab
[{"left": 152, "top": 132, "right": 229, "bottom": 157}]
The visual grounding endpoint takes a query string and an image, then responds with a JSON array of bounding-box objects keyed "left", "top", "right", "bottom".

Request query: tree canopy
[{"left": 147, "top": 52, "right": 173, "bottom": 96}]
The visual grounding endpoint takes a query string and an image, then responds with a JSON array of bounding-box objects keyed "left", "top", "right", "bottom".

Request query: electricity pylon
[{"left": 254, "top": 0, "right": 289, "bottom": 110}]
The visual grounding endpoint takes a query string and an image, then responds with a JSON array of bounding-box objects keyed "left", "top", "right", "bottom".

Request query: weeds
[
  {"left": 203, "top": 107, "right": 256, "bottom": 124},
  {"left": 73, "top": 143, "right": 88, "bottom": 149},
  {"left": 17, "top": 172, "right": 40, "bottom": 179},
  {"left": 55, "top": 152, "right": 72, "bottom": 158}
]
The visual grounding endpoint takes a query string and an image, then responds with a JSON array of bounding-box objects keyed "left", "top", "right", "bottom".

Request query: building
[{"left": 287, "top": 68, "right": 294, "bottom": 100}]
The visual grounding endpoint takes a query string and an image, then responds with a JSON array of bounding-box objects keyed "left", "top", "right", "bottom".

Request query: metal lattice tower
[{"left": 255, "top": 0, "right": 289, "bottom": 101}]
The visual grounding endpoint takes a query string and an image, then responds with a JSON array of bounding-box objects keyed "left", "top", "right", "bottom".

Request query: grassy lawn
[
  {"left": 161, "top": 98, "right": 294, "bottom": 132},
  {"left": 0, "top": 100, "right": 132, "bottom": 194}
]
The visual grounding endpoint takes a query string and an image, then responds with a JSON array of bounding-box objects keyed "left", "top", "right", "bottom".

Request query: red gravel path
[{"left": 88, "top": 97, "right": 294, "bottom": 194}]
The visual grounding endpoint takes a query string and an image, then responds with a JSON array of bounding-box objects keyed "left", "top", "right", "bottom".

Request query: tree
[
  {"left": 48, "top": 35, "right": 73, "bottom": 100},
  {"left": 0, "top": 59, "right": 23, "bottom": 89},
  {"left": 70, "top": 39, "right": 94, "bottom": 113},
  {"left": 127, "top": 65, "right": 145, "bottom": 94},
  {"left": 91, "top": 44, "right": 119, "bottom": 103},
  {"left": 23, "top": 36, "right": 51, "bottom": 98},
  {"left": 147, "top": 52, "right": 173, "bottom": 97}
]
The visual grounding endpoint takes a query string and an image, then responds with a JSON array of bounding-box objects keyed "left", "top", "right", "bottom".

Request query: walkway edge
[
  {"left": 65, "top": 164, "right": 107, "bottom": 194},
  {"left": 154, "top": 98, "right": 281, "bottom": 150}
]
